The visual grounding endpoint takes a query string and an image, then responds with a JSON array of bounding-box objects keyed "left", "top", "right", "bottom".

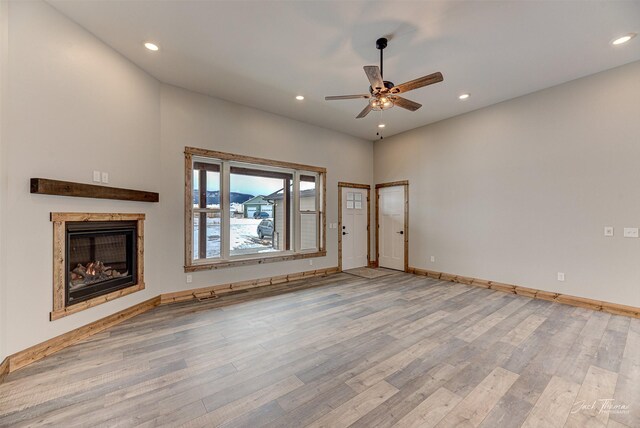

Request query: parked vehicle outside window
[
  {"left": 257, "top": 219, "right": 274, "bottom": 239},
  {"left": 253, "top": 211, "right": 270, "bottom": 219}
]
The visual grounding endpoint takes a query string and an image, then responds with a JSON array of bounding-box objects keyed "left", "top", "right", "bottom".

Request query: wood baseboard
[
  {"left": 0, "top": 357, "right": 9, "bottom": 384},
  {"left": 161, "top": 266, "right": 339, "bottom": 304},
  {"left": 409, "top": 267, "right": 640, "bottom": 319},
  {"left": 0, "top": 266, "right": 340, "bottom": 383}
]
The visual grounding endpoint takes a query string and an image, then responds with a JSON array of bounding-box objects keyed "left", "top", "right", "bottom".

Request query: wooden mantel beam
[{"left": 30, "top": 178, "right": 159, "bottom": 203}]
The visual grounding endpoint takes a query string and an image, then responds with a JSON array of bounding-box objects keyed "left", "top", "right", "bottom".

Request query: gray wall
[
  {"left": 0, "top": 0, "right": 8, "bottom": 360},
  {"left": 374, "top": 60, "right": 640, "bottom": 308},
  {"left": 0, "top": 0, "right": 373, "bottom": 358},
  {"left": 158, "top": 83, "right": 373, "bottom": 296},
  {"left": 2, "top": 0, "right": 162, "bottom": 357}
]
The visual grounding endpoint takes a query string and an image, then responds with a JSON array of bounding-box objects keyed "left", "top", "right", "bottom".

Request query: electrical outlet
[
  {"left": 430, "top": 256, "right": 435, "bottom": 262},
  {"left": 101, "top": 172, "right": 109, "bottom": 184},
  {"left": 557, "top": 272, "right": 565, "bottom": 282},
  {"left": 604, "top": 226, "right": 614, "bottom": 237},
  {"left": 93, "top": 171, "right": 101, "bottom": 183},
  {"left": 186, "top": 274, "right": 192, "bottom": 284},
  {"left": 624, "top": 228, "right": 639, "bottom": 238},
  {"left": 309, "top": 259, "right": 313, "bottom": 266}
]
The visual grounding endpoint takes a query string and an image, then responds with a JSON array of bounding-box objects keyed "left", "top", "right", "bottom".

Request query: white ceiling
[{"left": 48, "top": 0, "right": 640, "bottom": 141}]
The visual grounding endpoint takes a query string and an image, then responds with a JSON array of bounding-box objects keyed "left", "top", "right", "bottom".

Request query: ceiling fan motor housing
[
  {"left": 369, "top": 80, "right": 395, "bottom": 94},
  {"left": 376, "top": 38, "right": 388, "bottom": 50}
]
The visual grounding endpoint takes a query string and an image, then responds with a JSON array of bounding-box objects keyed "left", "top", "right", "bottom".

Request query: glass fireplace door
[{"left": 66, "top": 221, "right": 137, "bottom": 305}]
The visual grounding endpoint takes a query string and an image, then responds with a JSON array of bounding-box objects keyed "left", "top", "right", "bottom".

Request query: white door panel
[
  {"left": 341, "top": 188, "right": 368, "bottom": 270},
  {"left": 378, "top": 186, "right": 405, "bottom": 271}
]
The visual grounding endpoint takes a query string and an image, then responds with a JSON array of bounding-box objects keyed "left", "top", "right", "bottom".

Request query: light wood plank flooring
[{"left": 1, "top": 272, "right": 638, "bottom": 427}]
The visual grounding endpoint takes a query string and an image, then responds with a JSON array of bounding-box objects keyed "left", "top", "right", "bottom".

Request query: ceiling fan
[{"left": 325, "top": 38, "right": 443, "bottom": 118}]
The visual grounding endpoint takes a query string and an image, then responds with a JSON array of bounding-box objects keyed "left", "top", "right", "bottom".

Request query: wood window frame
[
  {"left": 337, "top": 182, "right": 371, "bottom": 272},
  {"left": 375, "top": 180, "right": 409, "bottom": 272},
  {"left": 184, "top": 147, "right": 326, "bottom": 272}
]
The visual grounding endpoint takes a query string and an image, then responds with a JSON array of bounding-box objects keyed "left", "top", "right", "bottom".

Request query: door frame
[
  {"left": 375, "top": 180, "right": 409, "bottom": 272},
  {"left": 338, "top": 182, "right": 371, "bottom": 272}
]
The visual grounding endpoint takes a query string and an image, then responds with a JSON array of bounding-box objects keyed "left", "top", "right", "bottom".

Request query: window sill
[{"left": 184, "top": 250, "right": 327, "bottom": 272}]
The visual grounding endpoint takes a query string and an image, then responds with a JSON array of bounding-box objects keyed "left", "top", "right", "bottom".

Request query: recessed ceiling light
[
  {"left": 458, "top": 93, "right": 470, "bottom": 100},
  {"left": 378, "top": 123, "right": 386, "bottom": 128},
  {"left": 295, "top": 95, "right": 305, "bottom": 101},
  {"left": 144, "top": 42, "right": 159, "bottom": 51},
  {"left": 611, "top": 33, "right": 636, "bottom": 45}
]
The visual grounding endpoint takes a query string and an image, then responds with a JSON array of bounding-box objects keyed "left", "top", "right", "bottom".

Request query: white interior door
[
  {"left": 378, "top": 186, "right": 405, "bottom": 271},
  {"left": 341, "top": 188, "right": 368, "bottom": 270}
]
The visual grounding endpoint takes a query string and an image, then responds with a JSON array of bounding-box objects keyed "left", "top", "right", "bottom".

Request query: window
[
  {"left": 229, "top": 165, "right": 291, "bottom": 256},
  {"left": 185, "top": 147, "right": 326, "bottom": 271},
  {"left": 300, "top": 174, "right": 319, "bottom": 251},
  {"left": 192, "top": 162, "right": 221, "bottom": 260}
]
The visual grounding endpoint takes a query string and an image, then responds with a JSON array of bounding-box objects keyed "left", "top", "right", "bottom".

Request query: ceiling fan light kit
[
  {"left": 325, "top": 37, "right": 444, "bottom": 120},
  {"left": 370, "top": 95, "right": 394, "bottom": 111}
]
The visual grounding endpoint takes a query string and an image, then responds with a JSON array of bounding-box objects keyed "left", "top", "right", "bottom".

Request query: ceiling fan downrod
[{"left": 376, "top": 37, "right": 387, "bottom": 79}]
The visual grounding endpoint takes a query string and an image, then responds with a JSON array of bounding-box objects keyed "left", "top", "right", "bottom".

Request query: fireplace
[
  {"left": 51, "top": 213, "right": 145, "bottom": 320},
  {"left": 66, "top": 221, "right": 137, "bottom": 306}
]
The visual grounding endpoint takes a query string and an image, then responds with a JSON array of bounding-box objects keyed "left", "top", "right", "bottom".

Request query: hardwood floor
[{"left": 0, "top": 271, "right": 638, "bottom": 427}]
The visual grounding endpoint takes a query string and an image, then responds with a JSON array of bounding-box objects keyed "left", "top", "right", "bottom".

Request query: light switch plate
[
  {"left": 430, "top": 256, "right": 435, "bottom": 262},
  {"left": 623, "top": 227, "right": 639, "bottom": 238},
  {"left": 604, "top": 226, "right": 614, "bottom": 237},
  {"left": 93, "top": 171, "right": 101, "bottom": 183}
]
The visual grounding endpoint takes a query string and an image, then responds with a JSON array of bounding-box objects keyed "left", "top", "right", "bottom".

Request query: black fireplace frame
[{"left": 65, "top": 220, "right": 138, "bottom": 306}]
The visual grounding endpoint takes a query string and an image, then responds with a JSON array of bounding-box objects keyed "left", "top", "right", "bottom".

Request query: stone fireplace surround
[{"left": 50, "top": 213, "right": 145, "bottom": 320}]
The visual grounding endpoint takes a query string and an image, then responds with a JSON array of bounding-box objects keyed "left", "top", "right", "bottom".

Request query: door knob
[
  {"left": 343, "top": 232, "right": 349, "bottom": 235},
  {"left": 397, "top": 231, "right": 404, "bottom": 234}
]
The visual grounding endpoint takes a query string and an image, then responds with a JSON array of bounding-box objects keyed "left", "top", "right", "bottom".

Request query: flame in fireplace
[
  {"left": 86, "top": 262, "right": 97, "bottom": 276},
  {"left": 70, "top": 261, "right": 129, "bottom": 290}
]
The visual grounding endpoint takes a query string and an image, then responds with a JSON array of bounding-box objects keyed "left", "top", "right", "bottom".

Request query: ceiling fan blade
[
  {"left": 325, "top": 94, "right": 371, "bottom": 101},
  {"left": 364, "top": 66, "right": 384, "bottom": 91},
  {"left": 356, "top": 103, "right": 373, "bottom": 119},
  {"left": 390, "top": 72, "right": 443, "bottom": 94},
  {"left": 391, "top": 96, "right": 422, "bottom": 111}
]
